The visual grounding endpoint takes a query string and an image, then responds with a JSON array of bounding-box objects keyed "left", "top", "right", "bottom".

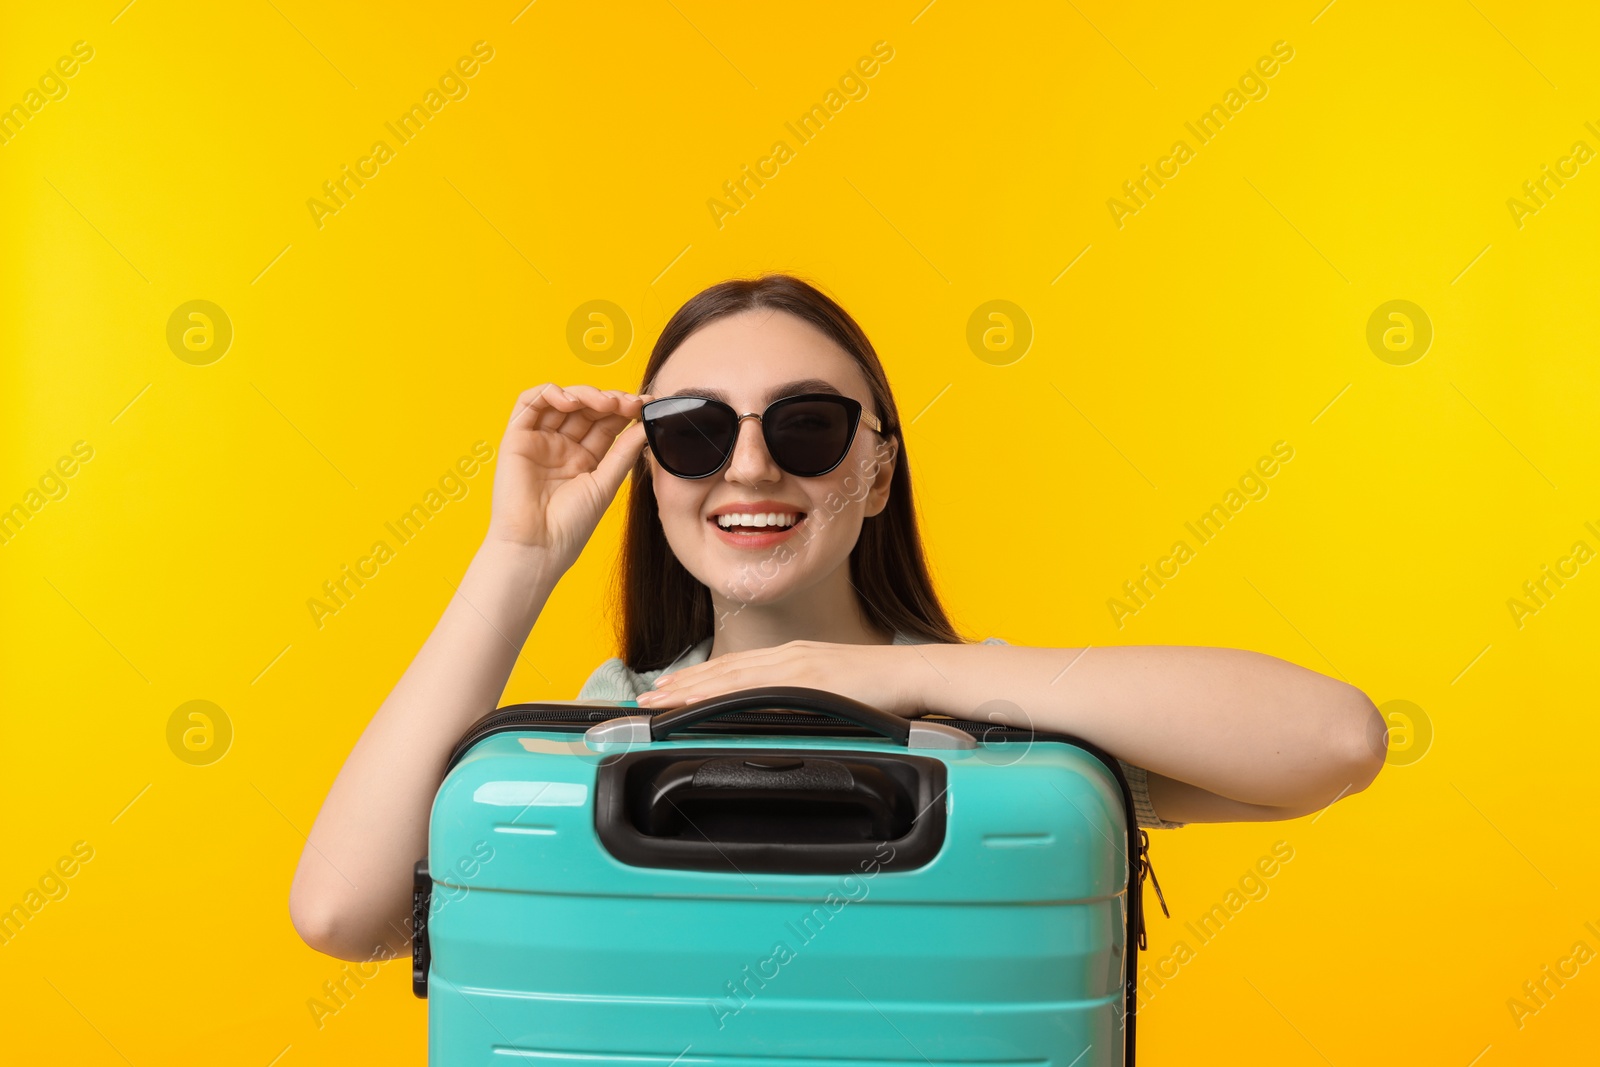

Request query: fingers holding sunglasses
[
  {"left": 487, "top": 385, "right": 654, "bottom": 560},
  {"left": 598, "top": 389, "right": 653, "bottom": 419},
  {"left": 551, "top": 388, "right": 663, "bottom": 480},
  {"left": 608, "top": 389, "right": 655, "bottom": 414},
  {"left": 594, "top": 391, "right": 658, "bottom": 444},
  {"left": 558, "top": 386, "right": 654, "bottom": 457},
  {"left": 506, "top": 384, "right": 656, "bottom": 455},
  {"left": 516, "top": 384, "right": 628, "bottom": 442},
  {"left": 507, "top": 383, "right": 608, "bottom": 434},
  {"left": 589, "top": 417, "right": 652, "bottom": 500},
  {"left": 506, "top": 383, "right": 563, "bottom": 431},
  {"left": 566, "top": 385, "right": 656, "bottom": 421}
]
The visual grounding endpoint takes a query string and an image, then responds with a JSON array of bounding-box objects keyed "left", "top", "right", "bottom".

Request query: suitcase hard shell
[{"left": 416, "top": 686, "right": 1165, "bottom": 1066}]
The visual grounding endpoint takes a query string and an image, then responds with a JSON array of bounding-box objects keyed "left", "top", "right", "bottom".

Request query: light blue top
[{"left": 577, "top": 631, "right": 1186, "bottom": 830}]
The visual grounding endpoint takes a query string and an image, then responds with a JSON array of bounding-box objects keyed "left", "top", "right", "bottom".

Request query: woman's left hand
[{"left": 634, "top": 639, "right": 930, "bottom": 718}]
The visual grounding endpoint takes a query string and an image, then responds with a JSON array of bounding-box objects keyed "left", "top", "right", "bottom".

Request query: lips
[
  {"left": 706, "top": 499, "right": 807, "bottom": 520},
  {"left": 707, "top": 512, "right": 808, "bottom": 549}
]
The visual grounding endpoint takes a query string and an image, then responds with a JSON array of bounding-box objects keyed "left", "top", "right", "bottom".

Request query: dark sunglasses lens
[
  {"left": 766, "top": 398, "right": 855, "bottom": 475},
  {"left": 646, "top": 398, "right": 734, "bottom": 476}
]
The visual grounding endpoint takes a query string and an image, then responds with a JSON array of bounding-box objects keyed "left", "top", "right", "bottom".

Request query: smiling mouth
[{"left": 708, "top": 512, "right": 806, "bottom": 533}]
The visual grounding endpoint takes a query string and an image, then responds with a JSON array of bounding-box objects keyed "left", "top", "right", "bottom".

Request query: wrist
[
  {"left": 473, "top": 538, "right": 563, "bottom": 582},
  {"left": 899, "top": 642, "right": 954, "bottom": 718},
  {"left": 463, "top": 540, "right": 563, "bottom": 629}
]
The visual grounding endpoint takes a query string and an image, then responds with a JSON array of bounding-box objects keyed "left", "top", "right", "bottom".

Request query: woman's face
[{"left": 645, "top": 308, "right": 898, "bottom": 610}]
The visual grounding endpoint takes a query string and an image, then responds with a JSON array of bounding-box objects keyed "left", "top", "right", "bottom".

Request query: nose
[{"left": 724, "top": 414, "right": 780, "bottom": 485}]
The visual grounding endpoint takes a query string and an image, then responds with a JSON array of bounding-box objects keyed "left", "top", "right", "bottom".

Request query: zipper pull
[{"left": 1138, "top": 829, "right": 1170, "bottom": 919}]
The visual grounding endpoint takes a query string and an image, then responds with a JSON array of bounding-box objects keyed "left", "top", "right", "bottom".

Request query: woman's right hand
[{"left": 483, "top": 383, "right": 654, "bottom": 569}]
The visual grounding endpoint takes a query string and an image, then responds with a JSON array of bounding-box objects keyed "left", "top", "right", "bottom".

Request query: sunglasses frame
[{"left": 641, "top": 392, "right": 887, "bottom": 480}]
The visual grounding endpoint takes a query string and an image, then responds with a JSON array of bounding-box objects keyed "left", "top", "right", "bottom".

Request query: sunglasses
[{"left": 641, "top": 392, "right": 887, "bottom": 479}]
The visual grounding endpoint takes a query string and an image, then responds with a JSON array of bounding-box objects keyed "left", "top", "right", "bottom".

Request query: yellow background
[{"left": 3, "top": 0, "right": 1597, "bottom": 1063}]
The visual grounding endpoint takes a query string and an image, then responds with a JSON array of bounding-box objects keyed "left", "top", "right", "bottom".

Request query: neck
[{"left": 705, "top": 559, "right": 893, "bottom": 658}]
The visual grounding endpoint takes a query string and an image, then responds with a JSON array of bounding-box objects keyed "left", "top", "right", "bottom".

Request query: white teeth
[{"left": 716, "top": 511, "right": 798, "bottom": 530}]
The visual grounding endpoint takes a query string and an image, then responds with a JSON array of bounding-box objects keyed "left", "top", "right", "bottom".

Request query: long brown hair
[{"left": 612, "top": 273, "right": 968, "bottom": 671}]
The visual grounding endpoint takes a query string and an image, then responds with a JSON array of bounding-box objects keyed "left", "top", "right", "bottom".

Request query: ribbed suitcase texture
[{"left": 416, "top": 687, "right": 1158, "bottom": 1066}]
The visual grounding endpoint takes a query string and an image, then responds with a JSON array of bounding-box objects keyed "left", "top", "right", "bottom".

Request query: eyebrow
[{"left": 669, "top": 378, "right": 847, "bottom": 405}]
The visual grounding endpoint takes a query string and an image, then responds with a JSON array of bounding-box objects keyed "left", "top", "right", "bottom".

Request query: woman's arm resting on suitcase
[
  {"left": 1144, "top": 768, "right": 1357, "bottom": 824},
  {"left": 288, "top": 541, "right": 561, "bottom": 962},
  {"left": 641, "top": 641, "right": 1386, "bottom": 819},
  {"left": 910, "top": 642, "right": 1388, "bottom": 819}
]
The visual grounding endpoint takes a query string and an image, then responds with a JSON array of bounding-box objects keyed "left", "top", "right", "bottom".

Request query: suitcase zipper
[
  {"left": 445, "top": 706, "right": 940, "bottom": 768},
  {"left": 447, "top": 705, "right": 1099, "bottom": 769},
  {"left": 1134, "top": 828, "right": 1169, "bottom": 951}
]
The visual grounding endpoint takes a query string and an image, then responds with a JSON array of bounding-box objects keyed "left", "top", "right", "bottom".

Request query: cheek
[
  {"left": 652, "top": 478, "right": 721, "bottom": 574},
  {"left": 652, "top": 477, "right": 697, "bottom": 535},
  {"left": 804, "top": 484, "right": 864, "bottom": 550},
  {"left": 838, "top": 438, "right": 880, "bottom": 489}
]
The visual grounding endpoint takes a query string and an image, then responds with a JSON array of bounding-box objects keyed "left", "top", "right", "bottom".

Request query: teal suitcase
[{"left": 415, "top": 687, "right": 1167, "bottom": 1065}]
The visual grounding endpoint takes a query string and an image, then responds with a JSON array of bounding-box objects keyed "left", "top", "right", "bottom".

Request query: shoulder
[
  {"left": 577, "top": 636, "right": 713, "bottom": 701},
  {"left": 892, "top": 632, "right": 1009, "bottom": 647},
  {"left": 576, "top": 658, "right": 657, "bottom": 702}
]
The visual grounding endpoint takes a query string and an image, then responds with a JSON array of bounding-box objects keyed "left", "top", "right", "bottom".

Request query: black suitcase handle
[
  {"left": 584, "top": 685, "right": 975, "bottom": 750},
  {"left": 650, "top": 686, "right": 912, "bottom": 741}
]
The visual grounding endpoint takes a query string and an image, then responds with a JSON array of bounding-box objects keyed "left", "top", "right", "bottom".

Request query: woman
[{"left": 289, "top": 273, "right": 1388, "bottom": 963}]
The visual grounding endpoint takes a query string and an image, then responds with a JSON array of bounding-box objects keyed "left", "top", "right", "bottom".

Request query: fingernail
[{"left": 655, "top": 674, "right": 674, "bottom": 686}]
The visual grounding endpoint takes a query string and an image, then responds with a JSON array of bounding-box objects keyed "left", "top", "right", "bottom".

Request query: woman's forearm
[
  {"left": 907, "top": 643, "right": 1385, "bottom": 810},
  {"left": 289, "top": 539, "right": 561, "bottom": 961}
]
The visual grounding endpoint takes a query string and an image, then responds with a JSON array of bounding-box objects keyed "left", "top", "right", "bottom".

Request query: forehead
[{"left": 651, "top": 308, "right": 872, "bottom": 405}]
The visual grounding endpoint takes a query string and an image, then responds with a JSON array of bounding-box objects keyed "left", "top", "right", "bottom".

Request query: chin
[
  {"left": 688, "top": 541, "right": 812, "bottom": 601},
  {"left": 707, "top": 562, "right": 798, "bottom": 605}
]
